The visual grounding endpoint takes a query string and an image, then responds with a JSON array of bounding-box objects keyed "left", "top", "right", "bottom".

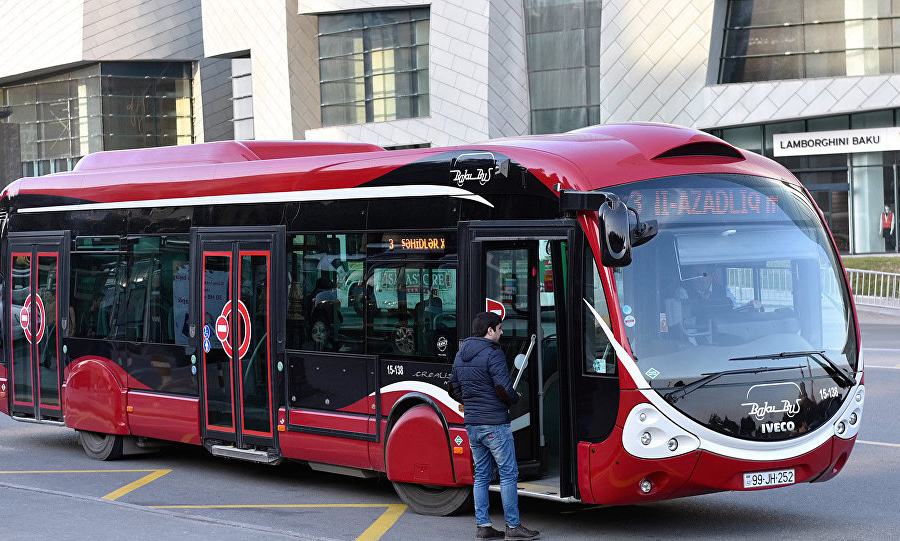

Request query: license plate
[{"left": 743, "top": 468, "right": 795, "bottom": 488}]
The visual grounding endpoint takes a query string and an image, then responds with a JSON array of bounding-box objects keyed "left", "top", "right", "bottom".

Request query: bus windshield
[{"left": 606, "top": 173, "right": 858, "bottom": 390}]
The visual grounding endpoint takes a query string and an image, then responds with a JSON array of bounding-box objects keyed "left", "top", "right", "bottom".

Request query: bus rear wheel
[
  {"left": 391, "top": 481, "right": 472, "bottom": 516},
  {"left": 76, "top": 430, "right": 124, "bottom": 461}
]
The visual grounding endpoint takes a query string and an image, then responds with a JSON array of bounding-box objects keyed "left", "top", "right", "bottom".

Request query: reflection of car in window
[{"left": 364, "top": 261, "right": 457, "bottom": 357}]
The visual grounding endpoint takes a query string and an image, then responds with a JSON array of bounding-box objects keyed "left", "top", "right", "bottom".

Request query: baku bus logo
[
  {"left": 742, "top": 381, "right": 803, "bottom": 421},
  {"left": 450, "top": 152, "right": 497, "bottom": 187}
]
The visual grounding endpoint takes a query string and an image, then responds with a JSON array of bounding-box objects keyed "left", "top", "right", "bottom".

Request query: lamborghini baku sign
[{"left": 773, "top": 127, "right": 900, "bottom": 157}]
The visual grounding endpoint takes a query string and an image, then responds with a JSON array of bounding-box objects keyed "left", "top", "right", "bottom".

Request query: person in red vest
[{"left": 881, "top": 204, "right": 895, "bottom": 252}]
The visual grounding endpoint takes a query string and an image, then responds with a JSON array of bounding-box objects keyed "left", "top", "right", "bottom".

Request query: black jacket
[{"left": 448, "top": 337, "right": 519, "bottom": 425}]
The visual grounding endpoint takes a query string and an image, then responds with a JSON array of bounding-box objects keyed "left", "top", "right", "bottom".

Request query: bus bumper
[{"left": 579, "top": 430, "right": 855, "bottom": 505}]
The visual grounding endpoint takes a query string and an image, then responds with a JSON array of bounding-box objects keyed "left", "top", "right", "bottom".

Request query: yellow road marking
[
  {"left": 0, "top": 469, "right": 162, "bottom": 474},
  {"left": 151, "top": 503, "right": 394, "bottom": 509},
  {"left": 102, "top": 469, "right": 171, "bottom": 501},
  {"left": 151, "top": 502, "right": 407, "bottom": 541},
  {"left": 356, "top": 504, "right": 407, "bottom": 541},
  {"left": 0, "top": 470, "right": 406, "bottom": 539},
  {"left": 0, "top": 469, "right": 172, "bottom": 501},
  {"left": 858, "top": 440, "right": 900, "bottom": 448}
]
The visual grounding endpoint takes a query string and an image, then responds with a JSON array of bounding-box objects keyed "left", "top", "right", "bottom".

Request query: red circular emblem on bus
[
  {"left": 20, "top": 294, "right": 46, "bottom": 344},
  {"left": 214, "top": 300, "right": 251, "bottom": 359}
]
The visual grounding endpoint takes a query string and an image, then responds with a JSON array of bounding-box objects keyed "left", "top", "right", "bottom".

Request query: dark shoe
[
  {"left": 505, "top": 524, "right": 540, "bottom": 540},
  {"left": 476, "top": 525, "right": 504, "bottom": 539}
]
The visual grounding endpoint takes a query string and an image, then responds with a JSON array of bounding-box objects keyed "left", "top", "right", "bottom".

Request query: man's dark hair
[{"left": 472, "top": 311, "right": 502, "bottom": 337}]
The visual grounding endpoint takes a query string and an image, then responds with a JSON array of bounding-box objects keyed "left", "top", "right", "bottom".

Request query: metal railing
[{"left": 846, "top": 269, "right": 900, "bottom": 309}]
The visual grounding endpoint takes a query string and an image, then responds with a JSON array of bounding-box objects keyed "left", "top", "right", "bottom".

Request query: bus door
[
  {"left": 7, "top": 232, "right": 70, "bottom": 422},
  {"left": 459, "top": 221, "right": 576, "bottom": 498},
  {"left": 193, "top": 228, "right": 284, "bottom": 452}
]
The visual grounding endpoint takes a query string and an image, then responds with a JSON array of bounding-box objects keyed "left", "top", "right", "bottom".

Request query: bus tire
[
  {"left": 391, "top": 481, "right": 472, "bottom": 516},
  {"left": 76, "top": 429, "right": 124, "bottom": 461}
]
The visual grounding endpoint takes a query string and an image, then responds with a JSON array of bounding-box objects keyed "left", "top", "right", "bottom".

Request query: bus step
[
  {"left": 210, "top": 445, "right": 281, "bottom": 464},
  {"left": 10, "top": 415, "right": 65, "bottom": 427}
]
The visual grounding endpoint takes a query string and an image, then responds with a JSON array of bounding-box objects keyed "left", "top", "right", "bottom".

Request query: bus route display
[{"left": 387, "top": 235, "right": 446, "bottom": 251}]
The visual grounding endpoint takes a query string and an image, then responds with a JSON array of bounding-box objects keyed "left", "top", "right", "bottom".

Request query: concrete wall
[
  {"left": 0, "top": 0, "right": 84, "bottom": 82},
  {"left": 200, "top": 0, "right": 320, "bottom": 140},
  {"left": 83, "top": 0, "right": 202, "bottom": 61},
  {"left": 600, "top": 0, "right": 900, "bottom": 129},
  {"left": 196, "top": 57, "right": 234, "bottom": 142},
  {"left": 487, "top": 0, "right": 530, "bottom": 138}
]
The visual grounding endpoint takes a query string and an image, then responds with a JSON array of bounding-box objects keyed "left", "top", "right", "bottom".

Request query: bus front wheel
[
  {"left": 391, "top": 481, "right": 472, "bottom": 516},
  {"left": 76, "top": 430, "right": 124, "bottom": 461}
]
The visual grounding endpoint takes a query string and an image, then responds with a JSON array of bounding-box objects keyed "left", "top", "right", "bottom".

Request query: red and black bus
[{"left": 0, "top": 123, "right": 863, "bottom": 514}]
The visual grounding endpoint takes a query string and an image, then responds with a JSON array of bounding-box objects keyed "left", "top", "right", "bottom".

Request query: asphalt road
[{"left": 1, "top": 308, "right": 898, "bottom": 540}]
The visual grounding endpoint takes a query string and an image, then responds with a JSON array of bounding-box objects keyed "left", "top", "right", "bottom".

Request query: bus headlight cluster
[
  {"left": 834, "top": 385, "right": 864, "bottom": 440},
  {"left": 623, "top": 404, "right": 699, "bottom": 459}
]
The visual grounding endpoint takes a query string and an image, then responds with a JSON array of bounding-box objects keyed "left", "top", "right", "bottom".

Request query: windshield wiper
[
  {"left": 729, "top": 350, "right": 855, "bottom": 387},
  {"left": 664, "top": 365, "right": 803, "bottom": 404}
]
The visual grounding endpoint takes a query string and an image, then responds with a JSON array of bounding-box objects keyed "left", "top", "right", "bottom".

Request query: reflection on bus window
[
  {"left": 607, "top": 174, "right": 857, "bottom": 389},
  {"left": 584, "top": 249, "right": 615, "bottom": 375},
  {"left": 289, "top": 233, "right": 366, "bottom": 353},
  {"left": 71, "top": 236, "right": 189, "bottom": 344},
  {"left": 365, "top": 264, "right": 457, "bottom": 358}
]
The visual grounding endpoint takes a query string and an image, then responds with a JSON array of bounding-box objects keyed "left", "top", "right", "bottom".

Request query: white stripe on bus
[{"left": 18, "top": 185, "right": 494, "bottom": 213}]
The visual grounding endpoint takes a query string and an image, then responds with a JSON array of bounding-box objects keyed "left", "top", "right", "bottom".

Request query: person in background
[
  {"left": 881, "top": 204, "right": 895, "bottom": 251},
  {"left": 448, "top": 312, "right": 540, "bottom": 541}
]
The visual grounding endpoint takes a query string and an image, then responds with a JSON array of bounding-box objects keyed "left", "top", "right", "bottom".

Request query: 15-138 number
[{"left": 387, "top": 364, "right": 404, "bottom": 376}]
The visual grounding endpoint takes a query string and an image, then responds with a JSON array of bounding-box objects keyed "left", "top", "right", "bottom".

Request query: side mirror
[{"left": 598, "top": 194, "right": 631, "bottom": 267}]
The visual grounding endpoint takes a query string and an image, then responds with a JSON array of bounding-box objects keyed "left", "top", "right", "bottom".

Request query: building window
[
  {"left": 1, "top": 62, "right": 192, "bottom": 177},
  {"left": 100, "top": 63, "right": 193, "bottom": 150},
  {"left": 232, "top": 57, "right": 254, "bottom": 140},
  {"left": 318, "top": 8, "right": 429, "bottom": 127},
  {"left": 524, "top": 0, "right": 602, "bottom": 135},
  {"left": 720, "top": 0, "right": 900, "bottom": 83}
]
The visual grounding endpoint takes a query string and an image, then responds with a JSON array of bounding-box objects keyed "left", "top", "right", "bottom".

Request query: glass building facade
[
  {"left": 0, "top": 62, "right": 193, "bottom": 178},
  {"left": 721, "top": 0, "right": 900, "bottom": 83},
  {"left": 710, "top": 108, "right": 900, "bottom": 254},
  {"left": 318, "top": 8, "right": 430, "bottom": 127},
  {"left": 524, "top": 0, "right": 602, "bottom": 134}
]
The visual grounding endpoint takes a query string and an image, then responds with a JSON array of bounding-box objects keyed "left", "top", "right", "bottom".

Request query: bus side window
[
  {"left": 290, "top": 233, "right": 365, "bottom": 353},
  {"left": 71, "top": 252, "right": 121, "bottom": 339}
]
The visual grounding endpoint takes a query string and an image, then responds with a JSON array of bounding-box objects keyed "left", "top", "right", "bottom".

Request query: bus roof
[{"left": 1, "top": 123, "right": 797, "bottom": 212}]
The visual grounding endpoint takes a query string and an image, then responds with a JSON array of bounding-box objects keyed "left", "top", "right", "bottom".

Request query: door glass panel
[
  {"left": 37, "top": 254, "right": 60, "bottom": 408},
  {"left": 203, "top": 253, "right": 233, "bottom": 431},
  {"left": 484, "top": 246, "right": 534, "bottom": 460},
  {"left": 539, "top": 240, "right": 561, "bottom": 472},
  {"left": 11, "top": 253, "right": 33, "bottom": 405},
  {"left": 485, "top": 248, "right": 532, "bottom": 357},
  {"left": 239, "top": 252, "right": 271, "bottom": 435}
]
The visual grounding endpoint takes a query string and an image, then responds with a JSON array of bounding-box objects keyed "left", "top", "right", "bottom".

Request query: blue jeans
[{"left": 466, "top": 423, "right": 519, "bottom": 528}]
